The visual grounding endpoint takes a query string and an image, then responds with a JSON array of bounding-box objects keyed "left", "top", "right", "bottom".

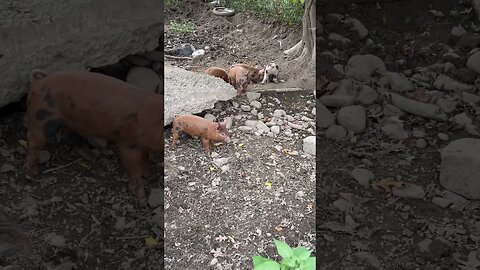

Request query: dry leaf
[{"left": 371, "top": 177, "right": 407, "bottom": 193}]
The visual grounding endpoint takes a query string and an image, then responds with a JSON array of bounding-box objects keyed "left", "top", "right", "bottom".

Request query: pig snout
[{"left": 223, "top": 136, "right": 232, "bottom": 143}]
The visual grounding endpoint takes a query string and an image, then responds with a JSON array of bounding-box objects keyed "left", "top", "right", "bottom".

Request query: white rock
[
  {"left": 303, "top": 136, "right": 316, "bottom": 155},
  {"left": 246, "top": 92, "right": 262, "bottom": 102},
  {"left": 467, "top": 51, "right": 480, "bottom": 74},
  {"left": 241, "top": 105, "right": 251, "bottom": 111},
  {"left": 245, "top": 120, "right": 258, "bottom": 127},
  {"left": 350, "top": 168, "right": 374, "bottom": 187},
  {"left": 213, "top": 157, "right": 229, "bottom": 168},
  {"left": 273, "top": 109, "right": 286, "bottom": 118},
  {"left": 192, "top": 49, "right": 205, "bottom": 58},
  {"left": 440, "top": 138, "right": 480, "bottom": 199},
  {"left": 337, "top": 105, "right": 366, "bottom": 133},
  {"left": 379, "top": 72, "right": 414, "bottom": 92},
  {"left": 345, "top": 54, "right": 386, "bottom": 81},
  {"left": 256, "top": 121, "right": 271, "bottom": 133},
  {"left": 250, "top": 100, "right": 262, "bottom": 109},
  {"left": 238, "top": 126, "right": 253, "bottom": 131},
  {"left": 344, "top": 18, "right": 368, "bottom": 39},
  {"left": 204, "top": 113, "right": 216, "bottom": 121},
  {"left": 271, "top": 126, "right": 280, "bottom": 135}
]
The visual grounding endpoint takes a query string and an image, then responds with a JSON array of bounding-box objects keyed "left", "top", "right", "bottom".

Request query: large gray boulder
[
  {"left": 440, "top": 138, "right": 480, "bottom": 199},
  {"left": 0, "top": 0, "right": 163, "bottom": 108},
  {"left": 164, "top": 66, "right": 236, "bottom": 126}
]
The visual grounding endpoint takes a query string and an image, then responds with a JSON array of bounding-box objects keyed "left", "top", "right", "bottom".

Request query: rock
[
  {"left": 378, "top": 72, "right": 414, "bottom": 92},
  {"left": 332, "top": 79, "right": 354, "bottom": 96},
  {"left": 317, "top": 102, "right": 335, "bottom": 128},
  {"left": 434, "top": 75, "right": 474, "bottom": 92},
  {"left": 148, "top": 188, "right": 163, "bottom": 208},
  {"left": 450, "top": 25, "right": 467, "bottom": 42},
  {"left": 165, "top": 43, "right": 195, "bottom": 57},
  {"left": 256, "top": 121, "right": 270, "bottom": 134},
  {"left": 337, "top": 106, "right": 366, "bottom": 133},
  {"left": 271, "top": 126, "right": 280, "bottom": 135},
  {"left": 303, "top": 136, "right": 316, "bottom": 155},
  {"left": 345, "top": 54, "right": 386, "bottom": 82},
  {"left": 204, "top": 114, "right": 216, "bottom": 121},
  {"left": 246, "top": 92, "right": 261, "bottom": 102},
  {"left": 0, "top": 0, "right": 162, "bottom": 108},
  {"left": 356, "top": 85, "right": 378, "bottom": 105},
  {"left": 325, "top": 125, "right": 348, "bottom": 141},
  {"left": 328, "top": 33, "right": 351, "bottom": 47},
  {"left": 125, "top": 55, "right": 151, "bottom": 67},
  {"left": 238, "top": 126, "right": 253, "bottom": 131},
  {"left": 453, "top": 68, "right": 477, "bottom": 83},
  {"left": 126, "top": 67, "right": 161, "bottom": 92},
  {"left": 240, "top": 105, "right": 252, "bottom": 112},
  {"left": 382, "top": 123, "right": 408, "bottom": 139},
  {"left": 436, "top": 98, "right": 457, "bottom": 114},
  {"left": 273, "top": 109, "right": 286, "bottom": 118},
  {"left": 213, "top": 157, "right": 229, "bottom": 168},
  {"left": 164, "top": 66, "right": 235, "bottom": 125},
  {"left": 319, "top": 95, "right": 355, "bottom": 107},
  {"left": 350, "top": 168, "right": 374, "bottom": 187},
  {"left": 389, "top": 92, "right": 448, "bottom": 121},
  {"left": 288, "top": 122, "right": 303, "bottom": 130},
  {"left": 192, "top": 49, "right": 205, "bottom": 59},
  {"left": 333, "top": 198, "right": 353, "bottom": 212},
  {"left": 245, "top": 120, "right": 258, "bottom": 127},
  {"left": 462, "top": 92, "right": 480, "bottom": 106},
  {"left": 141, "top": 50, "right": 163, "bottom": 62},
  {"left": 344, "top": 18, "right": 368, "bottom": 40},
  {"left": 416, "top": 138, "right": 428, "bottom": 148},
  {"left": 250, "top": 101, "right": 262, "bottom": 109},
  {"left": 392, "top": 184, "right": 426, "bottom": 199},
  {"left": 438, "top": 133, "right": 449, "bottom": 141},
  {"left": 384, "top": 104, "right": 404, "bottom": 117},
  {"left": 432, "top": 197, "right": 451, "bottom": 208},
  {"left": 467, "top": 51, "right": 480, "bottom": 74},
  {"left": 440, "top": 138, "right": 480, "bottom": 199},
  {"left": 457, "top": 33, "right": 480, "bottom": 49}
]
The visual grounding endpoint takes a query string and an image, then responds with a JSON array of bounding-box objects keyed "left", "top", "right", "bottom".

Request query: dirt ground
[
  {"left": 318, "top": 1, "right": 480, "bottom": 269},
  {"left": 164, "top": 1, "right": 316, "bottom": 269}
]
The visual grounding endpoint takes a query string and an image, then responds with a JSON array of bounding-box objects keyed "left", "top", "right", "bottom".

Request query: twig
[
  {"left": 42, "top": 158, "right": 81, "bottom": 173},
  {"left": 164, "top": 55, "right": 193, "bottom": 60},
  {"left": 116, "top": 235, "right": 148, "bottom": 240}
]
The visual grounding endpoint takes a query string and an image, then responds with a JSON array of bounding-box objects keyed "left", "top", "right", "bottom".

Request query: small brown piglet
[
  {"left": 228, "top": 66, "right": 252, "bottom": 96},
  {"left": 171, "top": 114, "right": 231, "bottom": 157},
  {"left": 204, "top": 67, "right": 229, "bottom": 83},
  {"left": 230, "top": 64, "right": 263, "bottom": 83},
  {"left": 25, "top": 69, "right": 164, "bottom": 200}
]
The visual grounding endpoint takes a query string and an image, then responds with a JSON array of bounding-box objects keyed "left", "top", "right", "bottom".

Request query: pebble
[
  {"left": 303, "top": 136, "right": 316, "bottom": 155},
  {"left": 356, "top": 85, "right": 378, "bottom": 105},
  {"left": 392, "top": 183, "right": 426, "bottom": 199},
  {"left": 437, "top": 133, "right": 449, "bottom": 141},
  {"left": 204, "top": 114, "right": 216, "bottom": 121},
  {"left": 250, "top": 101, "right": 262, "bottom": 109},
  {"left": 467, "top": 51, "right": 480, "bottom": 74},
  {"left": 288, "top": 122, "right": 304, "bottom": 130},
  {"left": 337, "top": 105, "right": 366, "bottom": 133},
  {"left": 350, "top": 168, "right": 374, "bottom": 187},
  {"left": 416, "top": 139, "right": 428, "bottom": 148},
  {"left": 271, "top": 126, "right": 280, "bottom": 135},
  {"left": 256, "top": 121, "right": 271, "bottom": 133},
  {"left": 148, "top": 188, "right": 163, "bottom": 208},
  {"left": 238, "top": 126, "right": 253, "bottom": 131},
  {"left": 246, "top": 92, "right": 261, "bottom": 102},
  {"left": 245, "top": 120, "right": 258, "bottom": 127},
  {"left": 325, "top": 125, "right": 348, "bottom": 141},
  {"left": 273, "top": 109, "right": 286, "bottom": 118},
  {"left": 213, "top": 157, "right": 229, "bottom": 168},
  {"left": 240, "top": 105, "right": 251, "bottom": 112}
]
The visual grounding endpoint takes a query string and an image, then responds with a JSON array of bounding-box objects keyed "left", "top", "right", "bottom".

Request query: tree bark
[{"left": 284, "top": 0, "right": 316, "bottom": 64}]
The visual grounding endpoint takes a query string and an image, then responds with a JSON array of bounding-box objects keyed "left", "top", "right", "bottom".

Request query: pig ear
[{"left": 216, "top": 122, "right": 222, "bottom": 130}]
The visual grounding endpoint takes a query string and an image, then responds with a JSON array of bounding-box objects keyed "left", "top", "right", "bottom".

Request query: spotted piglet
[{"left": 25, "top": 69, "right": 164, "bottom": 200}]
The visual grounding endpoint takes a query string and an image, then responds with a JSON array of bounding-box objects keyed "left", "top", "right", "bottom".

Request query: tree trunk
[{"left": 284, "top": 0, "right": 316, "bottom": 64}]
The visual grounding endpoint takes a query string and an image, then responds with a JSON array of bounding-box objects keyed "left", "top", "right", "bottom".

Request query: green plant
[
  {"left": 253, "top": 239, "right": 315, "bottom": 270},
  {"left": 230, "top": 0, "right": 304, "bottom": 26},
  {"left": 165, "top": 0, "right": 179, "bottom": 6},
  {"left": 169, "top": 20, "right": 196, "bottom": 33}
]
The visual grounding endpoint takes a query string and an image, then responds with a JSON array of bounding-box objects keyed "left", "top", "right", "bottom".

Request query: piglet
[
  {"left": 228, "top": 66, "right": 252, "bottom": 96},
  {"left": 261, "top": 63, "right": 280, "bottom": 84},
  {"left": 171, "top": 115, "right": 231, "bottom": 157},
  {"left": 204, "top": 67, "right": 229, "bottom": 83},
  {"left": 25, "top": 69, "right": 164, "bottom": 200},
  {"left": 230, "top": 64, "right": 263, "bottom": 83}
]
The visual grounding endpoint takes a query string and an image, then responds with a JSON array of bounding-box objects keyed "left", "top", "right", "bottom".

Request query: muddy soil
[{"left": 164, "top": 1, "right": 316, "bottom": 269}]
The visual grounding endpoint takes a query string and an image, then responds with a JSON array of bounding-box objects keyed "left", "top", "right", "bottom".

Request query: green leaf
[
  {"left": 255, "top": 260, "right": 281, "bottom": 270},
  {"left": 253, "top": 256, "right": 270, "bottom": 267},
  {"left": 293, "top": 247, "right": 312, "bottom": 261},
  {"left": 280, "top": 264, "right": 290, "bottom": 270},
  {"left": 299, "top": 257, "right": 316, "bottom": 270},
  {"left": 280, "top": 256, "right": 297, "bottom": 267},
  {"left": 274, "top": 239, "right": 294, "bottom": 259}
]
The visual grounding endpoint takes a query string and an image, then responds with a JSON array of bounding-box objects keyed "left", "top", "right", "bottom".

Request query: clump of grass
[
  {"left": 165, "top": 0, "right": 179, "bottom": 6},
  {"left": 229, "top": 0, "right": 304, "bottom": 26},
  {"left": 169, "top": 20, "right": 196, "bottom": 33}
]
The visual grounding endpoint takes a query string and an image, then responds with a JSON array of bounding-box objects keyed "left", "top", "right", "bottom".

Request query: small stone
[
  {"left": 416, "top": 139, "right": 428, "bottom": 148},
  {"left": 432, "top": 197, "right": 452, "bottom": 208},
  {"left": 382, "top": 123, "right": 408, "bottom": 139},
  {"left": 337, "top": 105, "right": 366, "bottom": 133},
  {"left": 240, "top": 105, "right": 251, "bottom": 112},
  {"left": 126, "top": 67, "right": 161, "bottom": 92},
  {"left": 245, "top": 120, "right": 258, "bottom": 127},
  {"left": 288, "top": 122, "right": 304, "bottom": 130},
  {"left": 238, "top": 126, "right": 253, "bottom": 131},
  {"left": 356, "top": 85, "right": 378, "bottom": 105},
  {"left": 333, "top": 198, "right": 353, "bottom": 212},
  {"left": 273, "top": 109, "right": 286, "bottom": 118},
  {"left": 246, "top": 92, "right": 261, "bottom": 102},
  {"left": 436, "top": 98, "right": 457, "bottom": 114},
  {"left": 462, "top": 91, "right": 480, "bottom": 106},
  {"left": 250, "top": 100, "right": 262, "bottom": 109},
  {"left": 256, "top": 121, "right": 270, "bottom": 133},
  {"left": 303, "top": 136, "right": 316, "bottom": 155},
  {"left": 438, "top": 133, "right": 449, "bottom": 141},
  {"left": 325, "top": 125, "right": 347, "bottom": 141},
  {"left": 392, "top": 184, "right": 426, "bottom": 199},
  {"left": 467, "top": 51, "right": 480, "bottom": 74},
  {"left": 204, "top": 114, "right": 216, "bottom": 121},
  {"left": 148, "top": 188, "right": 163, "bottom": 208},
  {"left": 350, "top": 168, "right": 374, "bottom": 187},
  {"left": 271, "top": 126, "right": 280, "bottom": 135},
  {"left": 213, "top": 157, "right": 229, "bottom": 168}
]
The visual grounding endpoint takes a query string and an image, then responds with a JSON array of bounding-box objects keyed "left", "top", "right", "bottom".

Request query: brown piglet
[
  {"left": 204, "top": 67, "right": 229, "bottom": 83},
  {"left": 25, "top": 69, "right": 164, "bottom": 200},
  {"left": 230, "top": 63, "right": 263, "bottom": 83},
  {"left": 228, "top": 66, "right": 252, "bottom": 96},
  {"left": 171, "top": 114, "right": 231, "bottom": 157}
]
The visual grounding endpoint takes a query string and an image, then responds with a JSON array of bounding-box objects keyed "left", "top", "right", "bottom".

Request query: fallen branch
[
  {"left": 387, "top": 92, "right": 448, "bottom": 121},
  {"left": 164, "top": 55, "right": 193, "bottom": 60},
  {"left": 43, "top": 158, "right": 81, "bottom": 173}
]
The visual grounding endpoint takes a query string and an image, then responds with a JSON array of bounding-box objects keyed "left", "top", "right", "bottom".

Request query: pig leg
[
  {"left": 118, "top": 143, "right": 146, "bottom": 199},
  {"left": 261, "top": 70, "right": 269, "bottom": 84},
  {"left": 201, "top": 138, "right": 211, "bottom": 157},
  {"left": 25, "top": 127, "right": 47, "bottom": 176},
  {"left": 171, "top": 123, "right": 181, "bottom": 148}
]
